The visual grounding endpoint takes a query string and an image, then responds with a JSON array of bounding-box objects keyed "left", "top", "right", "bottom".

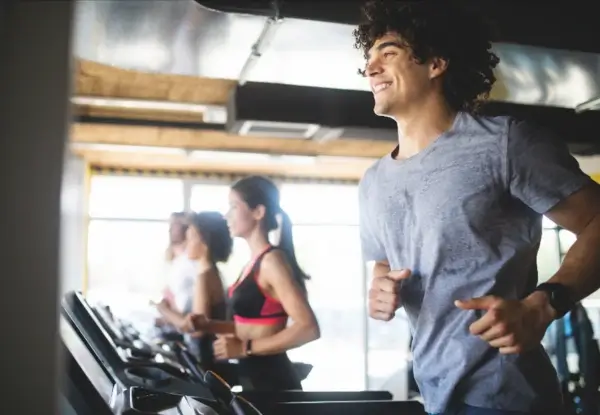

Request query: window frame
[
  {"left": 85, "top": 173, "right": 370, "bottom": 389},
  {"left": 84, "top": 173, "right": 574, "bottom": 393}
]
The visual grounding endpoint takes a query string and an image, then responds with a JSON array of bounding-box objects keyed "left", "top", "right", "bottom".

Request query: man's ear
[{"left": 429, "top": 57, "right": 449, "bottom": 79}]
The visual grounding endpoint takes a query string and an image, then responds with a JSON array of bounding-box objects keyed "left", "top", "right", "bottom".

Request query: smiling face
[{"left": 365, "top": 33, "right": 445, "bottom": 119}]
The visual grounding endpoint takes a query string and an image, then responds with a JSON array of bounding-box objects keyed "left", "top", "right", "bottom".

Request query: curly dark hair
[
  {"left": 353, "top": 0, "right": 500, "bottom": 113},
  {"left": 189, "top": 211, "right": 233, "bottom": 264}
]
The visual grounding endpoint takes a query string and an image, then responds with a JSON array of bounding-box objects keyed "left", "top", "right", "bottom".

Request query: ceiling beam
[
  {"left": 72, "top": 148, "right": 373, "bottom": 181},
  {"left": 75, "top": 104, "right": 207, "bottom": 123},
  {"left": 75, "top": 59, "right": 235, "bottom": 105},
  {"left": 70, "top": 123, "right": 394, "bottom": 158}
]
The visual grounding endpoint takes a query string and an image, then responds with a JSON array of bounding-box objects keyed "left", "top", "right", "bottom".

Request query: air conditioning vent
[
  {"left": 238, "top": 120, "right": 319, "bottom": 139},
  {"left": 226, "top": 82, "right": 397, "bottom": 142}
]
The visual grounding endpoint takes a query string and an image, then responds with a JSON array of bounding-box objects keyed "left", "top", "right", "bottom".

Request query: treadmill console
[{"left": 61, "top": 290, "right": 262, "bottom": 415}]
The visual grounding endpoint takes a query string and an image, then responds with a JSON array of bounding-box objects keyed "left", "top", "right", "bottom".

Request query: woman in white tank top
[
  {"left": 154, "top": 212, "right": 197, "bottom": 324},
  {"left": 164, "top": 251, "right": 198, "bottom": 315}
]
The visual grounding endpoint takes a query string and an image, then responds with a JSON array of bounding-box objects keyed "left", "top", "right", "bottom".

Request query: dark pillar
[{"left": 0, "top": 1, "right": 75, "bottom": 413}]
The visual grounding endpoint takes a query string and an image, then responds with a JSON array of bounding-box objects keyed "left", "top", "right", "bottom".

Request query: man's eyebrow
[{"left": 366, "top": 41, "right": 404, "bottom": 59}]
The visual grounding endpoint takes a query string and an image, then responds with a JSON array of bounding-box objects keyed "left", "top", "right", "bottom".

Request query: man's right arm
[
  {"left": 372, "top": 260, "right": 391, "bottom": 279},
  {"left": 358, "top": 166, "right": 388, "bottom": 264},
  {"left": 359, "top": 167, "right": 410, "bottom": 320}
]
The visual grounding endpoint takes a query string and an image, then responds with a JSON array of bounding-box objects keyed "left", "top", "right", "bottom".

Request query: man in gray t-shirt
[{"left": 354, "top": 2, "right": 600, "bottom": 415}]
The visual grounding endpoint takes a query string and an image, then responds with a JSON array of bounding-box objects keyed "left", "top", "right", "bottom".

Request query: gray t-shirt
[{"left": 359, "top": 112, "right": 593, "bottom": 414}]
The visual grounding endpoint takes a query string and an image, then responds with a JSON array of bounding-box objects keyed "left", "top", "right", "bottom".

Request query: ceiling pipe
[
  {"left": 575, "top": 96, "right": 600, "bottom": 114},
  {"left": 237, "top": 0, "right": 283, "bottom": 86}
]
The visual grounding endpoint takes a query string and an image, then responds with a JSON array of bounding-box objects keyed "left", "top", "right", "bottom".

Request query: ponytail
[
  {"left": 229, "top": 175, "right": 309, "bottom": 289},
  {"left": 276, "top": 209, "right": 310, "bottom": 291}
]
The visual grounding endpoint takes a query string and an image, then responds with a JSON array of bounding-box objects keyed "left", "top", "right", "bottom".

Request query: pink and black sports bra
[{"left": 228, "top": 246, "right": 288, "bottom": 326}]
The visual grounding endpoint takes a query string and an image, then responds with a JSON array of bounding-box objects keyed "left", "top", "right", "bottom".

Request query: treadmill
[{"left": 61, "top": 290, "right": 262, "bottom": 414}]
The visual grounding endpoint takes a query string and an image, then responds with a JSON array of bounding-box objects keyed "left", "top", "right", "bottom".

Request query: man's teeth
[{"left": 374, "top": 83, "right": 391, "bottom": 93}]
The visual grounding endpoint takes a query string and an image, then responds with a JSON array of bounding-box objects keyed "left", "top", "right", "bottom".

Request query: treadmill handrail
[
  {"left": 64, "top": 291, "right": 122, "bottom": 351},
  {"left": 60, "top": 314, "right": 115, "bottom": 404},
  {"left": 62, "top": 291, "right": 219, "bottom": 403},
  {"left": 92, "top": 306, "right": 128, "bottom": 343},
  {"left": 62, "top": 307, "right": 125, "bottom": 388}
]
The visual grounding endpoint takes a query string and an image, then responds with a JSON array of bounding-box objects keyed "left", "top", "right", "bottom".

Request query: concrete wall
[{"left": 60, "top": 153, "right": 87, "bottom": 294}]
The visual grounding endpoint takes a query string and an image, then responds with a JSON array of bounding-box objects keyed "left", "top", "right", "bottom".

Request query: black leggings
[{"left": 235, "top": 353, "right": 302, "bottom": 391}]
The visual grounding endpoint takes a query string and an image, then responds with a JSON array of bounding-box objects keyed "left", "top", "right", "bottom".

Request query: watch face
[
  {"left": 543, "top": 283, "right": 573, "bottom": 316},
  {"left": 558, "top": 285, "right": 570, "bottom": 302}
]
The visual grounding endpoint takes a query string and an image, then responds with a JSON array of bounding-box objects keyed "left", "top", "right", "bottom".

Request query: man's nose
[{"left": 365, "top": 59, "right": 383, "bottom": 77}]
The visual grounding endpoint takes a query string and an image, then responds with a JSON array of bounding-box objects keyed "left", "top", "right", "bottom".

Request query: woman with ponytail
[{"left": 187, "top": 175, "right": 320, "bottom": 391}]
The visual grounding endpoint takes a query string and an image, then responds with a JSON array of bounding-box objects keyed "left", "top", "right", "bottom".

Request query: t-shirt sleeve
[
  {"left": 506, "top": 118, "right": 593, "bottom": 214},
  {"left": 359, "top": 167, "right": 387, "bottom": 262}
]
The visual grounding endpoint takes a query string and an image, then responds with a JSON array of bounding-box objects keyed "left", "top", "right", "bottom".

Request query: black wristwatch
[
  {"left": 533, "top": 282, "right": 575, "bottom": 319},
  {"left": 245, "top": 339, "right": 253, "bottom": 357}
]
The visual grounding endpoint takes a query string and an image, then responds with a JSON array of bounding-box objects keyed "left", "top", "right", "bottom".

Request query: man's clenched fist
[{"left": 368, "top": 269, "right": 411, "bottom": 321}]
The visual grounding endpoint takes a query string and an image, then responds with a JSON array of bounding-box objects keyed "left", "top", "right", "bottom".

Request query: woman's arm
[
  {"left": 188, "top": 270, "right": 236, "bottom": 335},
  {"left": 189, "top": 318, "right": 236, "bottom": 336},
  {"left": 191, "top": 269, "right": 212, "bottom": 316},
  {"left": 155, "top": 268, "right": 214, "bottom": 332},
  {"left": 155, "top": 301, "right": 189, "bottom": 331},
  {"left": 246, "top": 250, "right": 320, "bottom": 356}
]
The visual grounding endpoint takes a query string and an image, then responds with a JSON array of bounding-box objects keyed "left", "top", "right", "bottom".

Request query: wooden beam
[
  {"left": 71, "top": 123, "right": 394, "bottom": 158},
  {"left": 75, "top": 59, "right": 235, "bottom": 105},
  {"left": 75, "top": 104, "right": 206, "bottom": 123},
  {"left": 72, "top": 148, "right": 373, "bottom": 181}
]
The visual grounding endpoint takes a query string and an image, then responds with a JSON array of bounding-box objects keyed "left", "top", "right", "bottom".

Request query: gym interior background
[
  {"left": 60, "top": 0, "right": 600, "bottom": 400},
  {"left": 5, "top": 0, "right": 600, "bottom": 413},
  {"left": 62, "top": 157, "right": 600, "bottom": 398}
]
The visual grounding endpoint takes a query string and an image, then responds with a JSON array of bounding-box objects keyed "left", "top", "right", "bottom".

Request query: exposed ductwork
[
  {"left": 227, "top": 82, "right": 396, "bottom": 141},
  {"left": 72, "top": 0, "right": 600, "bottom": 153},
  {"left": 74, "top": 0, "right": 600, "bottom": 110},
  {"left": 224, "top": 82, "right": 600, "bottom": 154},
  {"left": 200, "top": 1, "right": 600, "bottom": 55}
]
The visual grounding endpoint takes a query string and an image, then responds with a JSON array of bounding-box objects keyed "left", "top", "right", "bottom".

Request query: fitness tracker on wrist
[
  {"left": 533, "top": 282, "right": 575, "bottom": 319},
  {"left": 245, "top": 339, "right": 253, "bottom": 357}
]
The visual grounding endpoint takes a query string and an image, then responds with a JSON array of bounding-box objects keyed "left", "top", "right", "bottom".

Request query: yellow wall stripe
[
  {"left": 90, "top": 166, "right": 600, "bottom": 185},
  {"left": 89, "top": 165, "right": 358, "bottom": 185},
  {"left": 90, "top": 166, "right": 600, "bottom": 186},
  {"left": 82, "top": 161, "right": 91, "bottom": 295}
]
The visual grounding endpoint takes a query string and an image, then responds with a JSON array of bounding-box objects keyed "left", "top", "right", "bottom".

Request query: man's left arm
[
  {"left": 457, "top": 119, "right": 600, "bottom": 353},
  {"left": 511, "top": 182, "right": 600, "bottom": 354},
  {"left": 505, "top": 120, "right": 600, "bottom": 315},
  {"left": 542, "top": 182, "right": 600, "bottom": 304}
]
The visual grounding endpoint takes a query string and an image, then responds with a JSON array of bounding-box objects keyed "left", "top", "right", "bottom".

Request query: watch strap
[{"left": 534, "top": 282, "right": 575, "bottom": 319}]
